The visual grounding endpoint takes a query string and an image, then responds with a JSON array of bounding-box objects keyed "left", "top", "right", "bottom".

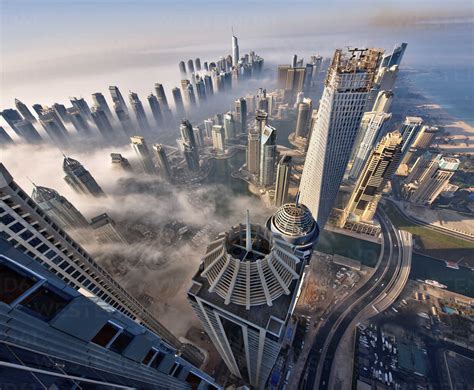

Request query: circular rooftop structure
[
  {"left": 268, "top": 203, "right": 319, "bottom": 247},
  {"left": 200, "top": 223, "right": 302, "bottom": 309}
]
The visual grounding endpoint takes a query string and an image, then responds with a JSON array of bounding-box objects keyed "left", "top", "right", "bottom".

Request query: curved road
[{"left": 299, "top": 209, "right": 402, "bottom": 390}]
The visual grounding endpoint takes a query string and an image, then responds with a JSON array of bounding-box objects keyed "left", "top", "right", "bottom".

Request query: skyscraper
[
  {"left": 92, "top": 92, "right": 114, "bottom": 123},
  {"left": 38, "top": 109, "right": 70, "bottom": 145},
  {"left": 15, "top": 98, "right": 36, "bottom": 122},
  {"left": 0, "top": 126, "right": 14, "bottom": 146},
  {"left": 0, "top": 164, "right": 202, "bottom": 367},
  {"left": 52, "top": 102, "right": 70, "bottom": 124},
  {"left": 90, "top": 212, "right": 128, "bottom": 244},
  {"left": 195, "top": 57, "right": 201, "bottom": 71},
  {"left": 154, "top": 83, "right": 172, "bottom": 122},
  {"left": 299, "top": 48, "right": 382, "bottom": 227},
  {"left": 232, "top": 34, "right": 239, "bottom": 67},
  {"left": 180, "top": 119, "right": 198, "bottom": 150},
  {"left": 11, "top": 119, "right": 43, "bottom": 143},
  {"left": 341, "top": 131, "right": 403, "bottom": 226},
  {"left": 111, "top": 153, "right": 132, "bottom": 171},
  {"left": 247, "top": 132, "right": 260, "bottom": 175},
  {"left": 412, "top": 125, "right": 439, "bottom": 149},
  {"left": 349, "top": 112, "right": 392, "bottom": 181},
  {"left": 204, "top": 75, "right": 214, "bottom": 96},
  {"left": 235, "top": 97, "right": 247, "bottom": 134},
  {"left": 187, "top": 59, "right": 195, "bottom": 74},
  {"left": 70, "top": 97, "right": 93, "bottom": 122},
  {"left": 148, "top": 94, "right": 164, "bottom": 129},
  {"left": 63, "top": 156, "right": 105, "bottom": 197},
  {"left": 380, "top": 42, "right": 408, "bottom": 68},
  {"left": 274, "top": 155, "right": 292, "bottom": 207},
  {"left": 188, "top": 205, "right": 318, "bottom": 389},
  {"left": 181, "top": 80, "right": 197, "bottom": 109},
  {"left": 31, "top": 185, "right": 89, "bottom": 230},
  {"left": 211, "top": 125, "right": 226, "bottom": 152},
  {"left": 223, "top": 112, "right": 236, "bottom": 139},
  {"left": 179, "top": 60, "right": 187, "bottom": 77},
  {"left": 113, "top": 102, "right": 134, "bottom": 135},
  {"left": 195, "top": 78, "right": 207, "bottom": 102},
  {"left": 0, "top": 108, "right": 23, "bottom": 134},
  {"left": 109, "top": 85, "right": 129, "bottom": 114},
  {"left": 295, "top": 98, "right": 312, "bottom": 138},
  {"left": 129, "top": 92, "right": 151, "bottom": 133},
  {"left": 91, "top": 106, "right": 115, "bottom": 141},
  {"left": 67, "top": 106, "right": 91, "bottom": 134},
  {"left": 403, "top": 156, "right": 459, "bottom": 205},
  {"left": 398, "top": 116, "right": 424, "bottom": 163},
  {"left": 172, "top": 87, "right": 186, "bottom": 118},
  {"left": 153, "top": 144, "right": 172, "bottom": 181},
  {"left": 130, "top": 136, "right": 157, "bottom": 174},
  {"left": 259, "top": 125, "right": 277, "bottom": 187},
  {"left": 183, "top": 144, "right": 200, "bottom": 172}
]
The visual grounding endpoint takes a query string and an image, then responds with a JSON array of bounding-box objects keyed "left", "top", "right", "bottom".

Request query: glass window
[
  {"left": 142, "top": 349, "right": 155, "bottom": 365},
  {"left": 19, "top": 284, "right": 71, "bottom": 321},
  {"left": 91, "top": 322, "right": 120, "bottom": 347},
  {"left": 109, "top": 329, "right": 133, "bottom": 354},
  {"left": 0, "top": 262, "right": 37, "bottom": 304},
  {"left": 9, "top": 222, "right": 24, "bottom": 233}
]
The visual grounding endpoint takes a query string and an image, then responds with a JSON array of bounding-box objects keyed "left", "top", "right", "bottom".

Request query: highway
[{"left": 298, "top": 208, "right": 405, "bottom": 390}]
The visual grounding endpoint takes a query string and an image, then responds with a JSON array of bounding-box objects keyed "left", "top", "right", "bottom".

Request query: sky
[{"left": 0, "top": 0, "right": 473, "bottom": 111}]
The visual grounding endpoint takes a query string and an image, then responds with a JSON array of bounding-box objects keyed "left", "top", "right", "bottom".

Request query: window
[
  {"left": 173, "top": 364, "right": 184, "bottom": 378},
  {"left": 142, "top": 349, "right": 156, "bottom": 365},
  {"left": 9, "top": 222, "right": 24, "bottom": 233},
  {"left": 91, "top": 322, "right": 120, "bottom": 347},
  {"left": 19, "top": 284, "right": 71, "bottom": 321},
  {"left": 150, "top": 351, "right": 165, "bottom": 369},
  {"left": 0, "top": 262, "right": 37, "bottom": 304},
  {"left": 109, "top": 329, "right": 133, "bottom": 354}
]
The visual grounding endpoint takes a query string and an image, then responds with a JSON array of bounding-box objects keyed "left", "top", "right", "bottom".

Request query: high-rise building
[
  {"left": 179, "top": 60, "right": 187, "bottom": 77},
  {"left": 92, "top": 92, "right": 114, "bottom": 123},
  {"left": 14, "top": 98, "right": 36, "bottom": 122},
  {"left": 180, "top": 120, "right": 198, "bottom": 150},
  {"left": 274, "top": 155, "right": 292, "bottom": 207},
  {"left": 299, "top": 48, "right": 382, "bottom": 227},
  {"left": 172, "top": 87, "right": 186, "bottom": 118},
  {"left": 153, "top": 144, "right": 172, "bottom": 181},
  {"left": 195, "top": 78, "right": 207, "bottom": 102},
  {"left": 278, "top": 66, "right": 306, "bottom": 94},
  {"left": 130, "top": 136, "right": 156, "bottom": 175},
  {"left": 0, "top": 126, "right": 14, "bottom": 146},
  {"left": 110, "top": 153, "right": 132, "bottom": 171},
  {"left": 247, "top": 132, "right": 260, "bottom": 175},
  {"left": 259, "top": 125, "right": 277, "bottom": 187},
  {"left": 403, "top": 156, "right": 459, "bottom": 205},
  {"left": 129, "top": 92, "right": 150, "bottom": 133},
  {"left": 380, "top": 42, "right": 408, "bottom": 68},
  {"left": 91, "top": 106, "right": 115, "bottom": 141},
  {"left": 235, "top": 97, "right": 247, "bottom": 134},
  {"left": 295, "top": 98, "right": 312, "bottom": 138},
  {"left": 148, "top": 94, "right": 164, "bottom": 129},
  {"left": 154, "top": 83, "right": 172, "bottom": 122},
  {"left": 181, "top": 80, "right": 197, "bottom": 109},
  {"left": 204, "top": 75, "right": 214, "bottom": 96},
  {"left": 211, "top": 125, "right": 226, "bottom": 152},
  {"left": 12, "top": 119, "right": 43, "bottom": 143},
  {"left": 187, "top": 59, "right": 195, "bottom": 74},
  {"left": 349, "top": 112, "right": 392, "bottom": 181},
  {"left": 204, "top": 118, "right": 214, "bottom": 138},
  {"left": 63, "top": 156, "right": 106, "bottom": 197},
  {"left": 0, "top": 164, "right": 203, "bottom": 367},
  {"left": 52, "top": 102, "right": 70, "bottom": 124},
  {"left": 90, "top": 213, "right": 127, "bottom": 244},
  {"left": 193, "top": 126, "right": 204, "bottom": 147},
  {"left": 1, "top": 108, "right": 23, "bottom": 135},
  {"left": 0, "top": 241, "right": 219, "bottom": 389},
  {"left": 223, "top": 113, "right": 236, "bottom": 139},
  {"left": 195, "top": 57, "right": 201, "bottom": 71},
  {"left": 67, "top": 106, "right": 91, "bottom": 134},
  {"left": 38, "top": 109, "right": 70, "bottom": 145},
  {"left": 183, "top": 144, "right": 200, "bottom": 172},
  {"left": 341, "top": 132, "right": 402, "bottom": 226},
  {"left": 188, "top": 205, "right": 319, "bottom": 389},
  {"left": 412, "top": 125, "right": 439, "bottom": 149},
  {"left": 70, "top": 97, "right": 93, "bottom": 122},
  {"left": 109, "top": 86, "right": 129, "bottom": 114},
  {"left": 113, "top": 102, "right": 134, "bottom": 135},
  {"left": 31, "top": 185, "right": 89, "bottom": 231},
  {"left": 398, "top": 116, "right": 424, "bottom": 164},
  {"left": 32, "top": 104, "right": 45, "bottom": 116},
  {"left": 232, "top": 34, "right": 239, "bottom": 67}
]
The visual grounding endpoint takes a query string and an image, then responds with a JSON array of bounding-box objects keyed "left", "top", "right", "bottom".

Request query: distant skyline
[{"left": 1, "top": 1, "right": 473, "bottom": 109}]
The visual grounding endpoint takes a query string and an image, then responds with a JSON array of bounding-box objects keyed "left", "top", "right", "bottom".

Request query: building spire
[{"left": 246, "top": 209, "right": 252, "bottom": 252}]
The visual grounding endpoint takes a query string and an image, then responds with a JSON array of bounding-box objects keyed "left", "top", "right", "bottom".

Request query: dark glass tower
[
  {"left": 63, "top": 156, "right": 105, "bottom": 197},
  {"left": 15, "top": 98, "right": 36, "bottom": 122},
  {"left": 129, "top": 92, "right": 150, "bottom": 133}
]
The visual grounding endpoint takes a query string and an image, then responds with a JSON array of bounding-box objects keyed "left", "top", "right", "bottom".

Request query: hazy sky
[{"left": 1, "top": 0, "right": 473, "bottom": 108}]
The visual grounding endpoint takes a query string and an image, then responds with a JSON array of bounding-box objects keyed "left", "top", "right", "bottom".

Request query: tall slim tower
[
  {"left": 274, "top": 155, "right": 292, "bottom": 207},
  {"left": 153, "top": 144, "right": 172, "bottom": 181},
  {"left": 15, "top": 98, "right": 36, "bottom": 122},
  {"left": 298, "top": 48, "right": 382, "bottom": 227},
  {"left": 188, "top": 205, "right": 319, "bottom": 389},
  {"left": 91, "top": 106, "right": 115, "bottom": 141},
  {"left": 399, "top": 116, "right": 424, "bottom": 155},
  {"left": 223, "top": 113, "right": 236, "bottom": 139},
  {"left": 0, "top": 126, "right": 14, "bottom": 146},
  {"left": 113, "top": 102, "right": 134, "bottom": 135},
  {"left": 232, "top": 34, "right": 239, "bottom": 67},
  {"left": 295, "top": 98, "right": 312, "bottom": 138},
  {"left": 172, "top": 87, "right": 186, "bottom": 118},
  {"left": 341, "top": 131, "right": 403, "bottom": 226},
  {"left": 129, "top": 92, "right": 151, "bottom": 133},
  {"left": 235, "top": 97, "right": 248, "bottom": 134},
  {"left": 13, "top": 119, "right": 43, "bottom": 143},
  {"left": 259, "top": 125, "right": 277, "bottom": 187},
  {"left": 38, "top": 109, "right": 70, "bottom": 145},
  {"left": 109, "top": 86, "right": 129, "bottom": 114},
  {"left": 154, "top": 83, "right": 172, "bottom": 122},
  {"left": 31, "top": 185, "right": 89, "bottom": 230},
  {"left": 70, "top": 97, "right": 93, "bottom": 122},
  {"left": 0, "top": 164, "right": 202, "bottom": 367},
  {"left": 130, "top": 136, "right": 157, "bottom": 174},
  {"left": 63, "top": 155, "right": 105, "bottom": 197},
  {"left": 211, "top": 125, "right": 226, "bottom": 152},
  {"left": 148, "top": 94, "right": 164, "bottom": 129}
]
